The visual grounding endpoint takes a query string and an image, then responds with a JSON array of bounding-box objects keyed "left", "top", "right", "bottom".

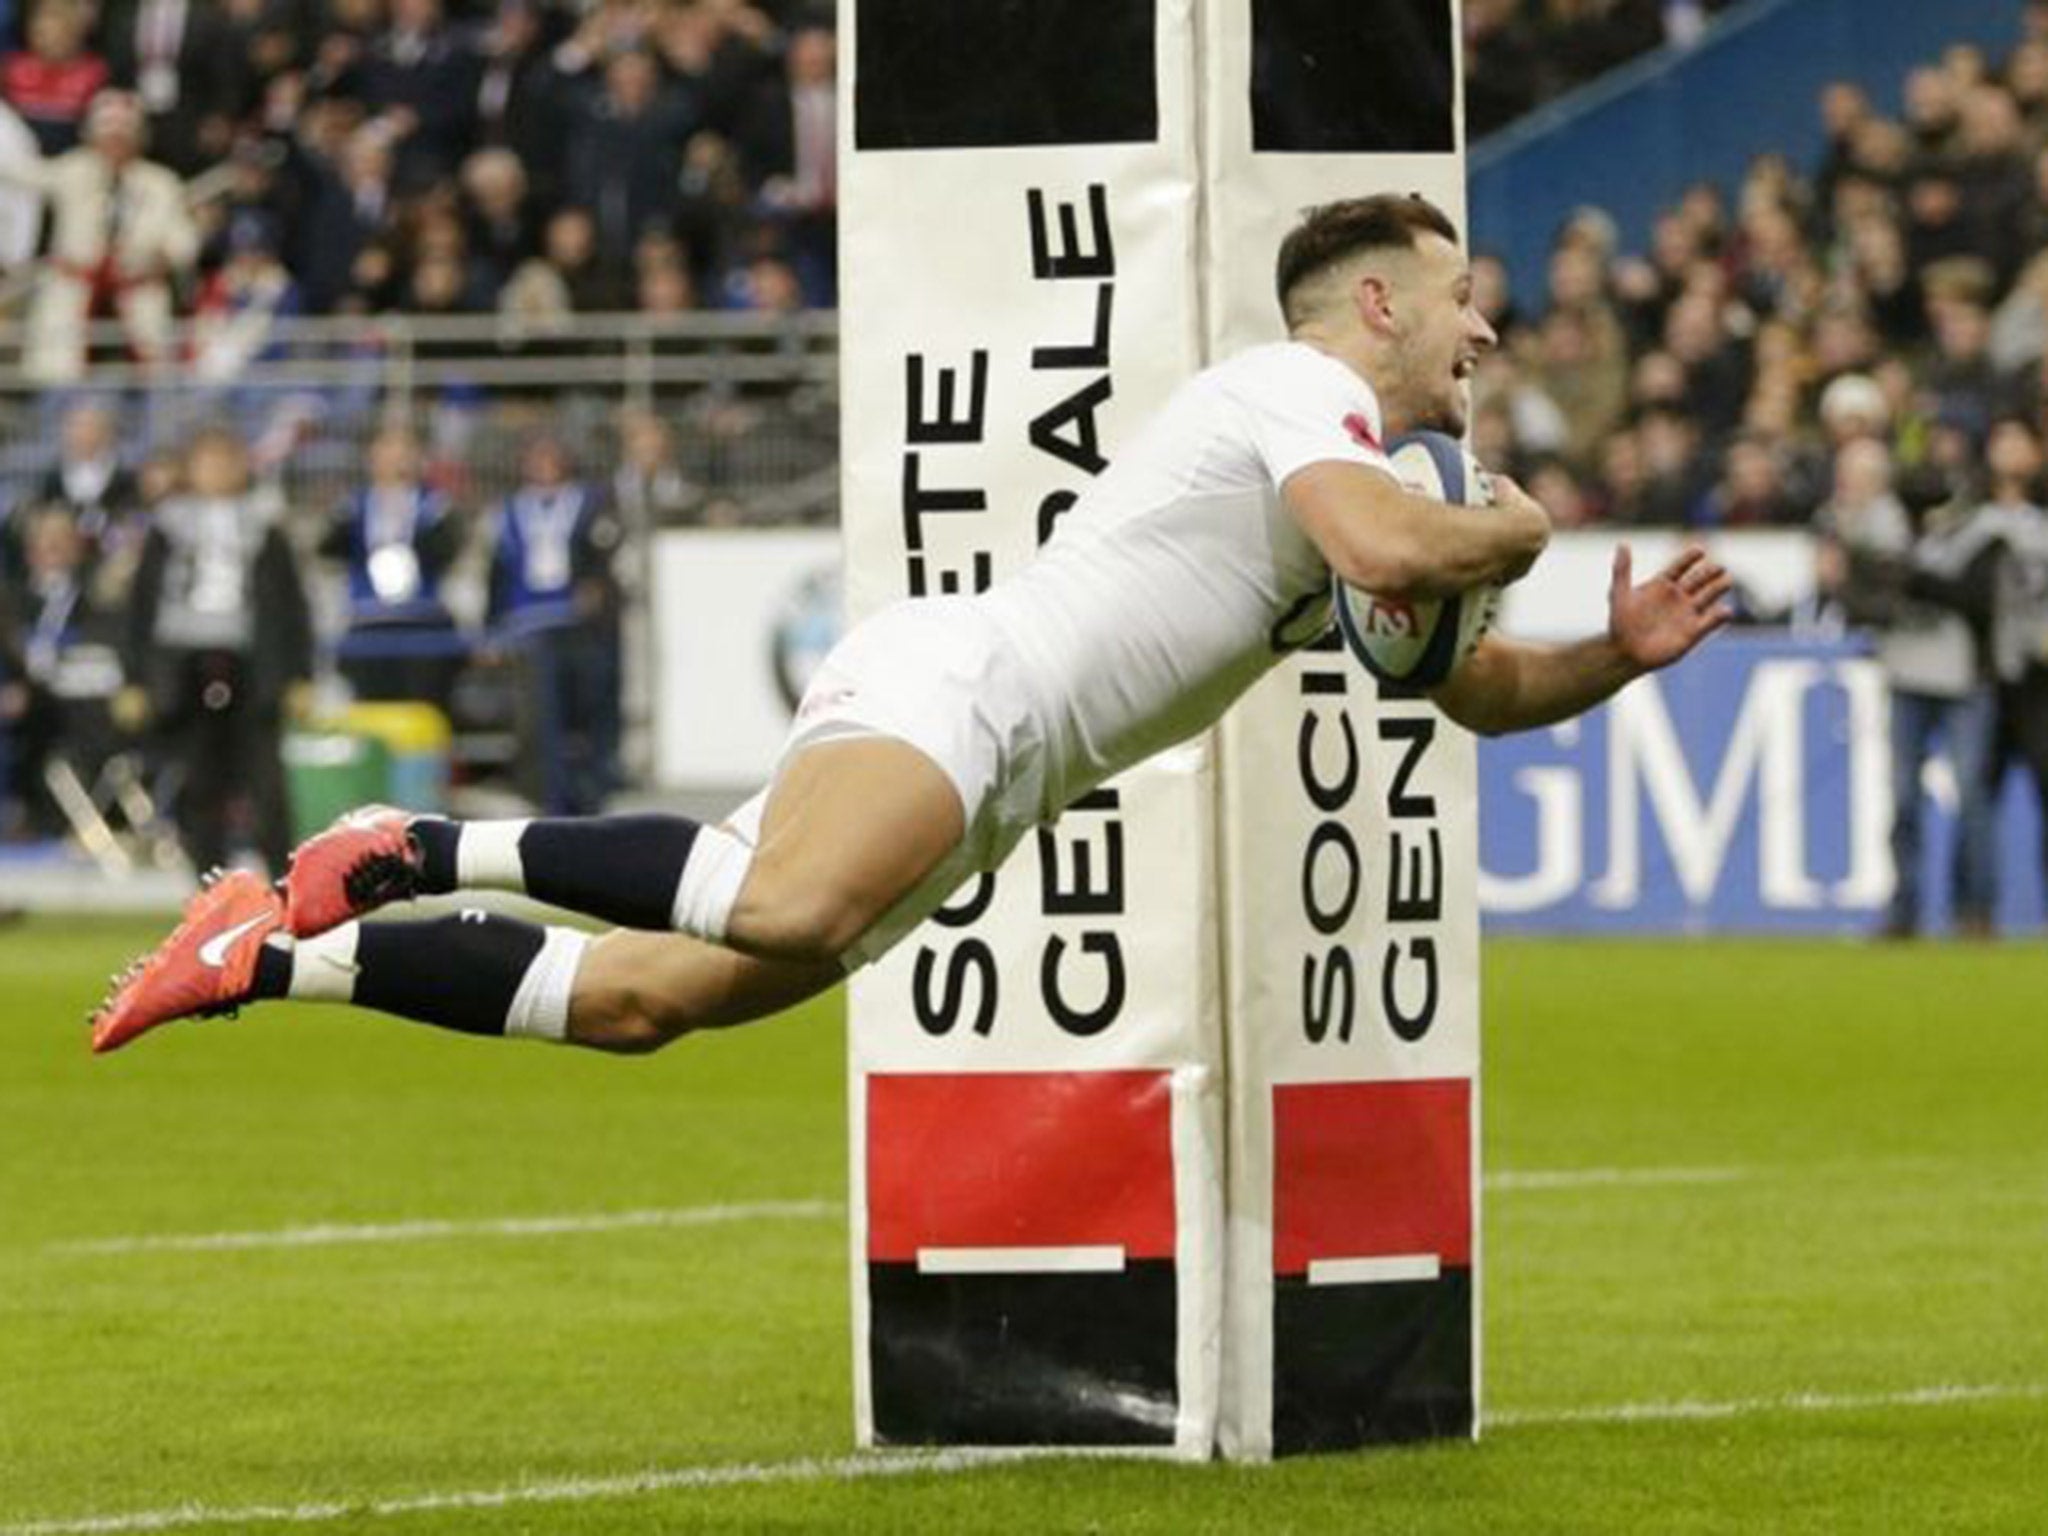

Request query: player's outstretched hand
[{"left": 1608, "top": 544, "right": 1733, "bottom": 672}]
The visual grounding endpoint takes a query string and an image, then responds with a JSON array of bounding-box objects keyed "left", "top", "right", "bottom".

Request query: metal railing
[{"left": 0, "top": 308, "right": 843, "bottom": 518}]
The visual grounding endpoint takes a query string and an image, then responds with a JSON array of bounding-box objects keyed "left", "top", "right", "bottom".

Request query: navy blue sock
[
  {"left": 411, "top": 818, "right": 460, "bottom": 894},
  {"left": 352, "top": 913, "right": 547, "bottom": 1036},
  {"left": 250, "top": 942, "right": 293, "bottom": 1000},
  {"left": 515, "top": 816, "right": 702, "bottom": 930}
]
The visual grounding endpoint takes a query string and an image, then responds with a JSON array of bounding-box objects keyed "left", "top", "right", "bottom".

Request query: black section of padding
[
  {"left": 868, "top": 1261, "right": 1177, "bottom": 1444},
  {"left": 855, "top": 0, "right": 1158, "bottom": 150},
  {"left": 1272, "top": 1269, "right": 1473, "bottom": 1451},
  {"left": 1251, "top": 0, "right": 1456, "bottom": 154}
]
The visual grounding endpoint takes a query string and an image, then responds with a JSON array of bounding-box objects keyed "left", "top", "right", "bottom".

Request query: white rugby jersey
[{"left": 978, "top": 340, "right": 1394, "bottom": 818}]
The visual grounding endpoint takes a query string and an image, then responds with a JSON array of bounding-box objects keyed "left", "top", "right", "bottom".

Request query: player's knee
[
  {"left": 571, "top": 971, "right": 689, "bottom": 1055},
  {"left": 728, "top": 879, "right": 866, "bottom": 965}
]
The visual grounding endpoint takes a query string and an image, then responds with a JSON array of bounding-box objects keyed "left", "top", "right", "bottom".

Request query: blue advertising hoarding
[{"left": 1478, "top": 634, "right": 2046, "bottom": 935}]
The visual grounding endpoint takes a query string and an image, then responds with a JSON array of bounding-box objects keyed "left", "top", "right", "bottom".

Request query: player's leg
[
  {"left": 280, "top": 736, "right": 965, "bottom": 967},
  {"left": 722, "top": 735, "right": 964, "bottom": 961},
  {"left": 90, "top": 870, "right": 840, "bottom": 1054},
  {"left": 267, "top": 915, "right": 840, "bottom": 1051},
  {"left": 565, "top": 929, "right": 842, "bottom": 1051}
]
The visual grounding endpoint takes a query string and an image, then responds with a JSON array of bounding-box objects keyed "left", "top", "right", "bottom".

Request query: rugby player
[{"left": 90, "top": 194, "right": 1732, "bottom": 1054}]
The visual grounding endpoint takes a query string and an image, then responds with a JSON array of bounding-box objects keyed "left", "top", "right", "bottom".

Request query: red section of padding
[
  {"left": 867, "top": 1071, "right": 1177, "bottom": 1263},
  {"left": 1273, "top": 1079, "right": 1471, "bottom": 1276},
  {"left": 1342, "top": 411, "right": 1384, "bottom": 453}
]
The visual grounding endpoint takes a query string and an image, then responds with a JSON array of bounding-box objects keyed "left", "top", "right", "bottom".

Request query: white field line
[
  {"left": 1491, "top": 1381, "right": 2048, "bottom": 1428},
  {"left": 41, "top": 1169, "right": 1745, "bottom": 1258},
  {"left": 0, "top": 1449, "right": 1048, "bottom": 1536},
  {"left": 7, "top": 1383, "right": 2046, "bottom": 1536},
  {"left": 46, "top": 1200, "right": 843, "bottom": 1256},
  {"left": 1484, "top": 1166, "right": 1747, "bottom": 1192}
]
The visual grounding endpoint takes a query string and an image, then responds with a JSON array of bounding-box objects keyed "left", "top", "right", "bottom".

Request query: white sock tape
[
  {"left": 456, "top": 819, "right": 532, "bottom": 891},
  {"left": 670, "top": 825, "right": 754, "bottom": 944},
  {"left": 505, "top": 926, "right": 590, "bottom": 1043},
  {"left": 286, "top": 925, "right": 362, "bottom": 1004}
]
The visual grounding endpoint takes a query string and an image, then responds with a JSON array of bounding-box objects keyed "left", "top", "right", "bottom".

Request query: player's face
[{"left": 1390, "top": 234, "right": 1496, "bottom": 436}]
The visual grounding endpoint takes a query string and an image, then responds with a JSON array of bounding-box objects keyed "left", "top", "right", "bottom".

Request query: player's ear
[{"left": 1354, "top": 270, "right": 1399, "bottom": 337}]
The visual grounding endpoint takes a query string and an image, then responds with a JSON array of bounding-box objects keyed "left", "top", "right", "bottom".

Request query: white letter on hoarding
[
  {"left": 1833, "top": 658, "right": 1895, "bottom": 908},
  {"left": 1592, "top": 662, "right": 1825, "bottom": 911},
  {"left": 1476, "top": 762, "right": 1583, "bottom": 914}
]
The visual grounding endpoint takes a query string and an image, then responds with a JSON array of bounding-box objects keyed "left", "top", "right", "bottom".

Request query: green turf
[{"left": 3, "top": 919, "right": 2046, "bottom": 1532}]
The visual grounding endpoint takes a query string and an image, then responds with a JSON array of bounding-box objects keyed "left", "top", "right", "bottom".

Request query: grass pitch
[{"left": 2, "top": 918, "right": 2046, "bottom": 1533}]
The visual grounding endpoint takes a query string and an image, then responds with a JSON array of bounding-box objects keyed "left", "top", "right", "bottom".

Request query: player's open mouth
[{"left": 1453, "top": 356, "right": 1476, "bottom": 381}]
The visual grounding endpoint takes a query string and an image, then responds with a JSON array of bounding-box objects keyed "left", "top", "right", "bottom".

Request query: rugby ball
[{"left": 1334, "top": 431, "right": 1502, "bottom": 690}]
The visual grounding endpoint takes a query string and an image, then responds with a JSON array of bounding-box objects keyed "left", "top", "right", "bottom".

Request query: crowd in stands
[
  {"left": 1469, "top": 7, "right": 2048, "bottom": 536},
  {"left": 0, "top": 0, "right": 835, "bottom": 380},
  {"left": 1466, "top": 3, "right": 2048, "bottom": 935},
  {"left": 1464, "top": 0, "right": 1742, "bottom": 137}
]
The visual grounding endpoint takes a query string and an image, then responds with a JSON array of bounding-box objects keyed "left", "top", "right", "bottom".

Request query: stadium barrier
[{"left": 1481, "top": 631, "right": 2048, "bottom": 936}]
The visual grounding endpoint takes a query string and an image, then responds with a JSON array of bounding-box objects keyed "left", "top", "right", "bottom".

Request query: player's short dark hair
[{"left": 1275, "top": 194, "right": 1461, "bottom": 328}]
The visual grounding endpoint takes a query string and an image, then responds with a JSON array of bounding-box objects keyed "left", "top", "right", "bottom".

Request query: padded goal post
[
  {"left": 838, "top": 0, "right": 1224, "bottom": 1457},
  {"left": 839, "top": 0, "right": 1478, "bottom": 1460}
]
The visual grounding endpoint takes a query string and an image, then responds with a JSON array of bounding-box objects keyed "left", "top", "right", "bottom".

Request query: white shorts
[{"left": 724, "top": 597, "right": 1052, "bottom": 969}]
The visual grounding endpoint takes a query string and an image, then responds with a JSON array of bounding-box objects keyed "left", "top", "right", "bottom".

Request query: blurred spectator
[
  {"left": 459, "top": 146, "right": 536, "bottom": 298},
  {"left": 1975, "top": 420, "right": 2048, "bottom": 912},
  {"left": 0, "top": 504, "right": 128, "bottom": 839},
  {"left": 101, "top": 0, "right": 245, "bottom": 175},
  {"left": 671, "top": 129, "right": 752, "bottom": 295},
  {"left": 118, "top": 426, "right": 311, "bottom": 876},
  {"left": 486, "top": 434, "right": 622, "bottom": 814},
  {"left": 1694, "top": 431, "right": 1806, "bottom": 528},
  {"left": 735, "top": 21, "right": 836, "bottom": 304},
  {"left": 636, "top": 251, "right": 696, "bottom": 318},
  {"left": 518, "top": 203, "right": 619, "bottom": 312},
  {"left": 471, "top": 0, "right": 568, "bottom": 206},
  {"left": 32, "top": 399, "right": 141, "bottom": 561},
  {"left": 1921, "top": 285, "right": 1999, "bottom": 439},
  {"left": 7, "top": 90, "right": 199, "bottom": 382},
  {"left": 611, "top": 407, "right": 702, "bottom": 529},
  {"left": 564, "top": 46, "right": 693, "bottom": 280},
  {"left": 0, "top": 96, "right": 42, "bottom": 270},
  {"left": 1634, "top": 403, "right": 1709, "bottom": 524},
  {"left": 1464, "top": 0, "right": 1544, "bottom": 139},
  {"left": 2, "top": 0, "right": 109, "bottom": 156},
  {"left": 359, "top": 0, "right": 479, "bottom": 193},
  {"left": 725, "top": 250, "right": 802, "bottom": 315},
  {"left": 322, "top": 422, "right": 468, "bottom": 713},
  {"left": 1825, "top": 438, "right": 2002, "bottom": 937},
  {"left": 190, "top": 213, "right": 302, "bottom": 382},
  {"left": 280, "top": 113, "right": 399, "bottom": 314}
]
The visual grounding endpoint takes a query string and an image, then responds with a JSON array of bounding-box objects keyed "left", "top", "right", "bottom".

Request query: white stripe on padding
[
  {"left": 50, "top": 1201, "right": 841, "bottom": 1256},
  {"left": 916, "top": 1245, "right": 1126, "bottom": 1275},
  {"left": 1306, "top": 1254, "right": 1441, "bottom": 1286}
]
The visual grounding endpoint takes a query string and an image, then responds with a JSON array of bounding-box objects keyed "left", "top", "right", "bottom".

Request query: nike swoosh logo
[{"left": 198, "top": 915, "right": 270, "bottom": 969}]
